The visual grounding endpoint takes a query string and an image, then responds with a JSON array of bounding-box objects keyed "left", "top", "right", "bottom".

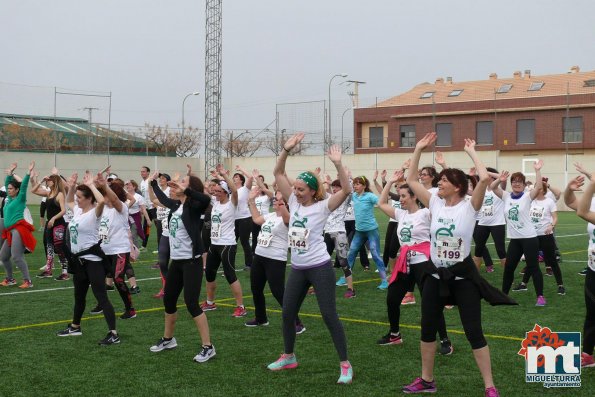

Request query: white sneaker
[
  {"left": 152, "top": 250, "right": 159, "bottom": 254},
  {"left": 193, "top": 345, "right": 216, "bottom": 363},
  {"left": 149, "top": 337, "right": 178, "bottom": 352}
]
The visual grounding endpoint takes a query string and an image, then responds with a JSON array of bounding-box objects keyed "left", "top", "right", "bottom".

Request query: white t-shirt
[
  {"left": 99, "top": 205, "right": 131, "bottom": 255},
  {"left": 156, "top": 205, "right": 171, "bottom": 238},
  {"left": 545, "top": 190, "right": 558, "bottom": 203},
  {"left": 288, "top": 193, "right": 331, "bottom": 268},
  {"left": 395, "top": 207, "right": 430, "bottom": 264},
  {"left": 169, "top": 206, "right": 193, "bottom": 260},
  {"left": 255, "top": 194, "right": 271, "bottom": 216},
  {"left": 502, "top": 191, "right": 537, "bottom": 239},
  {"left": 324, "top": 193, "right": 349, "bottom": 234},
  {"left": 235, "top": 186, "right": 251, "bottom": 219},
  {"left": 69, "top": 205, "right": 102, "bottom": 261},
  {"left": 140, "top": 179, "right": 153, "bottom": 210},
  {"left": 530, "top": 197, "right": 557, "bottom": 236},
  {"left": 344, "top": 200, "right": 355, "bottom": 221},
  {"left": 388, "top": 199, "right": 402, "bottom": 223},
  {"left": 211, "top": 200, "right": 237, "bottom": 246},
  {"left": 255, "top": 213, "right": 289, "bottom": 261},
  {"left": 128, "top": 193, "right": 145, "bottom": 215},
  {"left": 587, "top": 198, "right": 595, "bottom": 272},
  {"left": 478, "top": 190, "right": 505, "bottom": 226},
  {"left": 63, "top": 207, "right": 74, "bottom": 224},
  {"left": 429, "top": 195, "right": 477, "bottom": 268}
]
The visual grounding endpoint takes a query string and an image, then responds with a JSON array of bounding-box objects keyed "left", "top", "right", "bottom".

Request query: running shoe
[
  {"left": 336, "top": 276, "right": 346, "bottom": 286},
  {"left": 193, "top": 345, "right": 216, "bottom": 363},
  {"left": 267, "top": 354, "right": 298, "bottom": 371},
  {"left": 98, "top": 331, "right": 120, "bottom": 346},
  {"left": 307, "top": 287, "right": 316, "bottom": 295},
  {"left": 150, "top": 337, "right": 177, "bottom": 352},
  {"left": 485, "top": 265, "right": 494, "bottom": 273},
  {"left": 151, "top": 262, "right": 160, "bottom": 269},
  {"left": 402, "top": 377, "right": 436, "bottom": 394},
  {"left": 519, "top": 266, "right": 526, "bottom": 275},
  {"left": 0, "top": 278, "right": 17, "bottom": 287},
  {"left": 18, "top": 280, "right": 33, "bottom": 289},
  {"left": 444, "top": 305, "right": 454, "bottom": 310},
  {"left": 56, "top": 324, "right": 82, "bottom": 337},
  {"left": 581, "top": 352, "right": 595, "bottom": 368},
  {"left": 337, "top": 362, "right": 353, "bottom": 384},
  {"left": 512, "top": 283, "right": 528, "bottom": 292},
  {"left": 89, "top": 305, "right": 103, "bottom": 314},
  {"left": 377, "top": 280, "right": 389, "bottom": 290},
  {"left": 200, "top": 301, "right": 217, "bottom": 311},
  {"left": 344, "top": 288, "right": 356, "bottom": 299},
  {"left": 536, "top": 295, "right": 547, "bottom": 307},
  {"left": 153, "top": 290, "right": 165, "bottom": 299},
  {"left": 55, "top": 273, "right": 70, "bottom": 281},
  {"left": 120, "top": 309, "right": 137, "bottom": 319},
  {"left": 152, "top": 251, "right": 159, "bottom": 255},
  {"left": 232, "top": 306, "right": 247, "bottom": 318},
  {"left": 485, "top": 386, "right": 500, "bottom": 397},
  {"left": 130, "top": 286, "right": 141, "bottom": 294},
  {"left": 138, "top": 246, "right": 146, "bottom": 252},
  {"left": 377, "top": 332, "right": 403, "bottom": 346},
  {"left": 557, "top": 285, "right": 566, "bottom": 296},
  {"left": 401, "top": 295, "right": 416, "bottom": 305},
  {"left": 36, "top": 270, "right": 53, "bottom": 278},
  {"left": 439, "top": 338, "right": 453, "bottom": 355},
  {"left": 579, "top": 268, "right": 588, "bottom": 276},
  {"left": 105, "top": 284, "right": 115, "bottom": 291},
  {"left": 545, "top": 267, "right": 553, "bottom": 277},
  {"left": 295, "top": 323, "right": 306, "bottom": 335},
  {"left": 244, "top": 319, "right": 269, "bottom": 327},
  {"left": 363, "top": 266, "right": 370, "bottom": 272}
]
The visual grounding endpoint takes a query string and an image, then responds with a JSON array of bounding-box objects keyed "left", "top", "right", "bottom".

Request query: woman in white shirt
[
  {"left": 232, "top": 166, "right": 254, "bottom": 270},
  {"left": 201, "top": 165, "right": 246, "bottom": 318},
  {"left": 267, "top": 133, "right": 354, "bottom": 385},
  {"left": 514, "top": 182, "right": 565, "bottom": 294},
  {"left": 490, "top": 162, "right": 546, "bottom": 306},
  {"left": 403, "top": 133, "right": 513, "bottom": 397},
  {"left": 250, "top": 169, "right": 273, "bottom": 255},
  {"left": 125, "top": 180, "right": 150, "bottom": 250},
  {"left": 57, "top": 172, "right": 120, "bottom": 346}
]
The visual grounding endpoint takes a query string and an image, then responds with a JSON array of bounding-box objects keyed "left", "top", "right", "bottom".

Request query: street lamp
[
  {"left": 182, "top": 91, "right": 200, "bottom": 133},
  {"left": 328, "top": 73, "right": 348, "bottom": 149},
  {"left": 341, "top": 107, "right": 353, "bottom": 151}
]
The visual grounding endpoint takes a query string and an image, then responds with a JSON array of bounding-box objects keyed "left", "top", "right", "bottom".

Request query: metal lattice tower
[{"left": 204, "top": 0, "right": 223, "bottom": 177}]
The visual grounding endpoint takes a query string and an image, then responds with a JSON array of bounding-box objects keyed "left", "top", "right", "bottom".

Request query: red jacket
[{"left": 2, "top": 219, "right": 37, "bottom": 253}]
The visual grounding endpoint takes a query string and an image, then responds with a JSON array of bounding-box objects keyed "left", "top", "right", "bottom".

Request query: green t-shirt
[{"left": 3, "top": 174, "right": 29, "bottom": 228}]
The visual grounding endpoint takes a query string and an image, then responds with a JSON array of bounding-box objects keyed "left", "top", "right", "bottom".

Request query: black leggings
[
  {"left": 106, "top": 253, "right": 133, "bottom": 311},
  {"left": 584, "top": 268, "right": 595, "bottom": 355},
  {"left": 387, "top": 262, "right": 448, "bottom": 339},
  {"left": 251, "top": 221, "right": 261, "bottom": 254},
  {"left": 72, "top": 259, "right": 116, "bottom": 330},
  {"left": 474, "top": 224, "right": 506, "bottom": 259},
  {"left": 421, "top": 275, "right": 486, "bottom": 349},
  {"left": 163, "top": 258, "right": 204, "bottom": 317},
  {"left": 502, "top": 237, "right": 543, "bottom": 296},
  {"left": 345, "top": 220, "right": 369, "bottom": 268},
  {"left": 235, "top": 217, "right": 253, "bottom": 267},
  {"left": 205, "top": 245, "right": 238, "bottom": 284},
  {"left": 383, "top": 222, "right": 398, "bottom": 265},
  {"left": 142, "top": 208, "right": 156, "bottom": 248},
  {"left": 522, "top": 234, "right": 563, "bottom": 286},
  {"left": 158, "top": 236, "right": 170, "bottom": 280}
]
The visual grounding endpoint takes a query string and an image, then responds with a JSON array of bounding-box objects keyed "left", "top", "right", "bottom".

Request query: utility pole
[
  {"left": 83, "top": 107, "right": 99, "bottom": 155},
  {"left": 347, "top": 80, "right": 366, "bottom": 108}
]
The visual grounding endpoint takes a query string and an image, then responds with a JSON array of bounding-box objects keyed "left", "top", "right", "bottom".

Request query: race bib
[
  {"left": 530, "top": 206, "right": 544, "bottom": 222},
  {"left": 288, "top": 227, "right": 309, "bottom": 251},
  {"left": 435, "top": 235, "right": 464, "bottom": 263},
  {"left": 346, "top": 205, "right": 354, "bottom": 218},
  {"left": 162, "top": 218, "right": 169, "bottom": 233},
  {"left": 481, "top": 205, "right": 493, "bottom": 217},
  {"left": 157, "top": 206, "right": 169, "bottom": 221},
  {"left": 99, "top": 223, "right": 109, "bottom": 243},
  {"left": 257, "top": 232, "right": 273, "bottom": 247},
  {"left": 211, "top": 223, "right": 221, "bottom": 239}
]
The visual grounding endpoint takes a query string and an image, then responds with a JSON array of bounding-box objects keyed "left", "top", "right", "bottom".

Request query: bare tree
[
  {"left": 324, "top": 135, "right": 351, "bottom": 153},
  {"left": 264, "top": 133, "right": 310, "bottom": 156},
  {"left": 144, "top": 124, "right": 202, "bottom": 157},
  {"left": 221, "top": 130, "right": 263, "bottom": 158}
]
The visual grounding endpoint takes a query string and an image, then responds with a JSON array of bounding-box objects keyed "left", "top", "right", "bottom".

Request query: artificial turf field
[{"left": 1, "top": 207, "right": 593, "bottom": 397}]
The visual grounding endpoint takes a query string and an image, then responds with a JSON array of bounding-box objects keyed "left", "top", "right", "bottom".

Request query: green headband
[{"left": 296, "top": 172, "right": 319, "bottom": 191}]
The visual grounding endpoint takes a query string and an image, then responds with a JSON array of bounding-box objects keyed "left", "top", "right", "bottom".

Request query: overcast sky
[{"left": 1, "top": 0, "right": 594, "bottom": 142}]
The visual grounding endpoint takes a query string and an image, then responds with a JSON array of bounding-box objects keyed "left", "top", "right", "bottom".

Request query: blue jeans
[{"left": 347, "top": 229, "right": 385, "bottom": 273}]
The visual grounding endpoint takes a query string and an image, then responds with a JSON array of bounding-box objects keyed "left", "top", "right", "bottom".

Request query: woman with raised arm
[
  {"left": 572, "top": 175, "right": 595, "bottom": 368},
  {"left": 376, "top": 170, "right": 453, "bottom": 355},
  {"left": 244, "top": 187, "right": 305, "bottom": 332},
  {"left": 250, "top": 169, "right": 273, "bottom": 255},
  {"left": 32, "top": 173, "right": 69, "bottom": 281},
  {"left": 0, "top": 161, "right": 36, "bottom": 289},
  {"left": 57, "top": 172, "right": 121, "bottom": 345},
  {"left": 125, "top": 180, "right": 150, "bottom": 250},
  {"left": 148, "top": 171, "right": 214, "bottom": 362},
  {"left": 490, "top": 161, "right": 546, "bottom": 306},
  {"left": 232, "top": 165, "right": 254, "bottom": 270},
  {"left": 267, "top": 133, "right": 354, "bottom": 385},
  {"left": 402, "top": 133, "right": 514, "bottom": 397},
  {"left": 201, "top": 165, "right": 247, "bottom": 318}
]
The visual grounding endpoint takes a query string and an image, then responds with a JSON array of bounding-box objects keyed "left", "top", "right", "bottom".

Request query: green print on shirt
[
  {"left": 435, "top": 223, "right": 455, "bottom": 239},
  {"left": 169, "top": 216, "right": 179, "bottom": 238},
  {"left": 261, "top": 222, "right": 273, "bottom": 234},
  {"left": 99, "top": 217, "right": 109, "bottom": 243},
  {"left": 400, "top": 224, "right": 413, "bottom": 243},
  {"left": 69, "top": 223, "right": 78, "bottom": 245},
  {"left": 508, "top": 204, "right": 520, "bottom": 222},
  {"left": 291, "top": 213, "right": 308, "bottom": 228},
  {"left": 211, "top": 212, "right": 222, "bottom": 225},
  {"left": 484, "top": 196, "right": 493, "bottom": 206}
]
